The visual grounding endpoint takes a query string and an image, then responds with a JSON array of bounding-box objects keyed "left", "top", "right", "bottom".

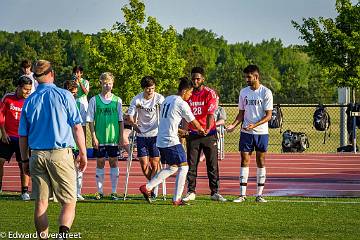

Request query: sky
[{"left": 0, "top": 0, "right": 347, "bottom": 46}]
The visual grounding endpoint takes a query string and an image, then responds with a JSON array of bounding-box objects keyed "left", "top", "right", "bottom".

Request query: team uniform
[
  {"left": 185, "top": 86, "right": 222, "bottom": 198},
  {"left": 127, "top": 92, "right": 164, "bottom": 158},
  {"left": 87, "top": 93, "right": 123, "bottom": 197},
  {"left": 76, "top": 78, "right": 89, "bottom": 126},
  {"left": 0, "top": 93, "right": 25, "bottom": 162},
  {"left": 237, "top": 84, "right": 273, "bottom": 200},
  {"left": 143, "top": 95, "right": 195, "bottom": 202}
]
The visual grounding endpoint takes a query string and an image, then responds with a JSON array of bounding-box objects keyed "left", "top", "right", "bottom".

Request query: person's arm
[
  {"left": 76, "top": 79, "right": 89, "bottom": 95},
  {"left": 226, "top": 110, "right": 244, "bottom": 132},
  {"left": 0, "top": 125, "right": 9, "bottom": 144},
  {"left": 118, "top": 121, "right": 124, "bottom": 146},
  {"left": 89, "top": 121, "right": 99, "bottom": 149},
  {"left": 190, "top": 119, "right": 206, "bottom": 135},
  {"left": 72, "top": 124, "right": 87, "bottom": 172},
  {"left": 19, "top": 136, "right": 30, "bottom": 175},
  {"left": 127, "top": 98, "right": 141, "bottom": 133}
]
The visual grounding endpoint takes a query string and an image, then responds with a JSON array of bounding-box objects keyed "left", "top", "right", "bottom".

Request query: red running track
[{"left": 2, "top": 153, "right": 360, "bottom": 197}]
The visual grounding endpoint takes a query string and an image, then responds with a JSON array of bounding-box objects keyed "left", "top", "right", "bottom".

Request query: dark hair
[
  {"left": 72, "top": 65, "right": 84, "bottom": 74},
  {"left": 243, "top": 64, "right": 260, "bottom": 74},
  {"left": 191, "top": 67, "right": 205, "bottom": 76},
  {"left": 178, "top": 77, "right": 193, "bottom": 92},
  {"left": 63, "top": 80, "right": 78, "bottom": 91},
  {"left": 140, "top": 76, "right": 156, "bottom": 89},
  {"left": 17, "top": 75, "right": 32, "bottom": 87},
  {"left": 20, "top": 59, "right": 32, "bottom": 69}
]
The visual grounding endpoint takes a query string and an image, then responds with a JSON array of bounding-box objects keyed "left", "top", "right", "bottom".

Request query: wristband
[{"left": 21, "top": 159, "right": 29, "bottom": 163}]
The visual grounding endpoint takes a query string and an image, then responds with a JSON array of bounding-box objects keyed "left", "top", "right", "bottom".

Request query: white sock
[
  {"left": 76, "top": 170, "right": 83, "bottom": 195},
  {"left": 96, "top": 168, "right": 105, "bottom": 194},
  {"left": 256, "top": 167, "right": 266, "bottom": 196},
  {"left": 240, "top": 167, "right": 249, "bottom": 196},
  {"left": 110, "top": 167, "right": 119, "bottom": 193},
  {"left": 174, "top": 165, "right": 189, "bottom": 201},
  {"left": 146, "top": 166, "right": 178, "bottom": 191}
]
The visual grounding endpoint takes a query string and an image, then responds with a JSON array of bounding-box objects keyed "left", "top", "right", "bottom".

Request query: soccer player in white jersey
[
  {"left": 227, "top": 64, "right": 273, "bottom": 203},
  {"left": 139, "top": 77, "right": 205, "bottom": 206},
  {"left": 127, "top": 76, "right": 164, "bottom": 197}
]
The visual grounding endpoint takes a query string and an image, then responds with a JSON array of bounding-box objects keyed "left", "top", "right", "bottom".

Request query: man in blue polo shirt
[{"left": 19, "top": 60, "right": 87, "bottom": 239}]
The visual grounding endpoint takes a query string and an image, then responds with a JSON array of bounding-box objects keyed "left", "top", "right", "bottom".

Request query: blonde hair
[{"left": 99, "top": 72, "right": 114, "bottom": 82}]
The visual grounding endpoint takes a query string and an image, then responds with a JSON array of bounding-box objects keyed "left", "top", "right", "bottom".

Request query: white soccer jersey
[
  {"left": 238, "top": 85, "right": 273, "bottom": 135},
  {"left": 127, "top": 92, "right": 165, "bottom": 137},
  {"left": 156, "top": 95, "right": 195, "bottom": 148}
]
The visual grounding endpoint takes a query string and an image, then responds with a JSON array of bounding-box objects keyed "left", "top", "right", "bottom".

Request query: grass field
[{"left": 1, "top": 193, "right": 360, "bottom": 240}]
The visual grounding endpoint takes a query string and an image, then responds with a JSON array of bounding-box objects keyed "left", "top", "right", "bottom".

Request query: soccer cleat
[
  {"left": 182, "top": 192, "right": 196, "bottom": 202},
  {"left": 110, "top": 193, "right": 119, "bottom": 200},
  {"left": 21, "top": 192, "right": 31, "bottom": 201},
  {"left": 233, "top": 196, "right": 247, "bottom": 203},
  {"left": 172, "top": 199, "right": 190, "bottom": 206},
  {"left": 77, "top": 194, "right": 85, "bottom": 201},
  {"left": 210, "top": 193, "right": 227, "bottom": 202},
  {"left": 139, "top": 185, "right": 152, "bottom": 203},
  {"left": 94, "top": 192, "right": 103, "bottom": 200},
  {"left": 255, "top": 196, "right": 268, "bottom": 203}
]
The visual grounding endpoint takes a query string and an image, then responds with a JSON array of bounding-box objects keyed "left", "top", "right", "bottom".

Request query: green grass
[{"left": 1, "top": 193, "right": 360, "bottom": 240}]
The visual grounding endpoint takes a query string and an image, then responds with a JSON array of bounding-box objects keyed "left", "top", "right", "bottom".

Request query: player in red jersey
[
  {"left": 0, "top": 76, "right": 32, "bottom": 200},
  {"left": 183, "top": 67, "right": 227, "bottom": 202}
]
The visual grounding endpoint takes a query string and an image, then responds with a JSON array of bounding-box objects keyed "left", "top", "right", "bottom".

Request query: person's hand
[
  {"left": 198, "top": 127, "right": 206, "bottom": 136},
  {"left": 178, "top": 129, "right": 189, "bottom": 138},
  {"left": 22, "top": 162, "right": 30, "bottom": 176},
  {"left": 118, "top": 137, "right": 125, "bottom": 147},
  {"left": 242, "top": 123, "right": 256, "bottom": 131},
  {"left": 226, "top": 124, "right": 236, "bottom": 133},
  {"left": 133, "top": 124, "right": 141, "bottom": 133},
  {"left": 92, "top": 137, "right": 99, "bottom": 150},
  {"left": 77, "top": 154, "right": 87, "bottom": 172},
  {"left": 1, "top": 133, "right": 10, "bottom": 144}
]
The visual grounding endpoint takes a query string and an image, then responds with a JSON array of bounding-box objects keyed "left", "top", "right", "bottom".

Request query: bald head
[{"left": 33, "top": 60, "right": 54, "bottom": 83}]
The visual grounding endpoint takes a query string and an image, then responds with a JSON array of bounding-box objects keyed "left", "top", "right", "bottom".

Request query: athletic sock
[
  {"left": 59, "top": 225, "right": 70, "bottom": 240},
  {"left": 174, "top": 165, "right": 189, "bottom": 201},
  {"left": 256, "top": 167, "right": 266, "bottom": 196},
  {"left": 146, "top": 166, "right": 178, "bottom": 190},
  {"left": 110, "top": 167, "right": 119, "bottom": 193},
  {"left": 76, "top": 170, "right": 83, "bottom": 195},
  {"left": 21, "top": 186, "right": 29, "bottom": 194},
  {"left": 95, "top": 168, "right": 105, "bottom": 194},
  {"left": 240, "top": 167, "right": 249, "bottom": 196}
]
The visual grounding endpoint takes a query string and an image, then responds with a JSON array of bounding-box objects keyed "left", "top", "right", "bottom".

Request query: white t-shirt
[
  {"left": 86, "top": 93, "right": 123, "bottom": 122},
  {"left": 238, "top": 85, "right": 273, "bottom": 135},
  {"left": 156, "top": 95, "right": 195, "bottom": 148},
  {"left": 127, "top": 92, "right": 165, "bottom": 137}
]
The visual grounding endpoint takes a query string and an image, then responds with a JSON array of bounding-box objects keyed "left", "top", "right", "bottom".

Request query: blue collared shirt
[{"left": 18, "top": 83, "right": 82, "bottom": 150}]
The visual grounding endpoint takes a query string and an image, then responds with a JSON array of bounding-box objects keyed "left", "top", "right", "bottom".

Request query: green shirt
[{"left": 94, "top": 94, "right": 120, "bottom": 145}]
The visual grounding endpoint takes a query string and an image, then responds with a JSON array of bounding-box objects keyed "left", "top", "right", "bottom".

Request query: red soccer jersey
[
  {"left": 187, "top": 86, "right": 217, "bottom": 132},
  {"left": 0, "top": 93, "right": 25, "bottom": 138}
]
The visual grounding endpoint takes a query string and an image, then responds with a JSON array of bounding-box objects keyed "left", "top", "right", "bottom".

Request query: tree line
[{"left": 1, "top": 0, "right": 357, "bottom": 104}]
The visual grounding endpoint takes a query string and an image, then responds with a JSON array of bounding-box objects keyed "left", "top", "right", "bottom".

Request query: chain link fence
[
  {"left": 222, "top": 104, "right": 360, "bottom": 153},
  {"left": 82, "top": 104, "right": 360, "bottom": 153}
]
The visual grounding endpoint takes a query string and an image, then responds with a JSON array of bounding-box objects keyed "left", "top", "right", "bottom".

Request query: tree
[
  {"left": 86, "top": 0, "right": 185, "bottom": 103},
  {"left": 292, "top": 0, "right": 360, "bottom": 100}
]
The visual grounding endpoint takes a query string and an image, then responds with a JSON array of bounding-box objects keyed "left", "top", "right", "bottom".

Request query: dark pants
[{"left": 186, "top": 134, "right": 219, "bottom": 195}]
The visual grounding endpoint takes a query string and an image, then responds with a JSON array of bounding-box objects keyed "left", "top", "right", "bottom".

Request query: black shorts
[
  {"left": 0, "top": 137, "right": 21, "bottom": 162},
  {"left": 93, "top": 146, "right": 120, "bottom": 158}
]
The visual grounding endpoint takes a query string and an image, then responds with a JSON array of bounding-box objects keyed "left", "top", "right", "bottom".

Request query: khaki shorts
[{"left": 30, "top": 148, "right": 76, "bottom": 203}]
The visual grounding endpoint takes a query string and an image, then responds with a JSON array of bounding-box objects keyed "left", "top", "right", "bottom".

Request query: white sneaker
[
  {"left": 21, "top": 192, "right": 31, "bottom": 201},
  {"left": 210, "top": 193, "right": 227, "bottom": 202},
  {"left": 233, "top": 196, "right": 247, "bottom": 203},
  {"left": 255, "top": 196, "right": 267, "bottom": 203},
  {"left": 77, "top": 194, "right": 85, "bottom": 201},
  {"left": 182, "top": 192, "right": 196, "bottom": 202}
]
